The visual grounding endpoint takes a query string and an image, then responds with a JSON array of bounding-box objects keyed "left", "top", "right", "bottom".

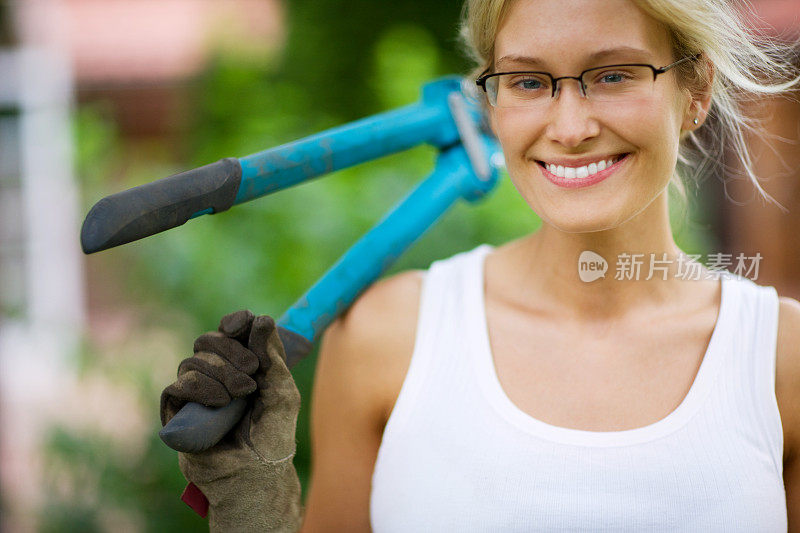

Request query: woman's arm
[
  {"left": 300, "top": 270, "right": 423, "bottom": 532},
  {"left": 777, "top": 296, "right": 800, "bottom": 530}
]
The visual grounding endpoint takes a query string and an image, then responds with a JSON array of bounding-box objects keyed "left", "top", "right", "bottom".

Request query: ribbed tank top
[{"left": 370, "top": 244, "right": 786, "bottom": 531}]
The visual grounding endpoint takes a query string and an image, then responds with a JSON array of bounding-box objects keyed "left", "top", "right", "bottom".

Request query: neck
[{"left": 497, "top": 193, "right": 704, "bottom": 322}]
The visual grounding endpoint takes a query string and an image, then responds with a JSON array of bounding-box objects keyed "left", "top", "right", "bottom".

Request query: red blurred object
[{"left": 181, "top": 482, "right": 210, "bottom": 518}]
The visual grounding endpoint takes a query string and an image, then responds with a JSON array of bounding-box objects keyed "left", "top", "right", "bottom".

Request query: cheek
[
  {"left": 609, "top": 100, "right": 682, "bottom": 170},
  {"left": 492, "top": 109, "right": 544, "bottom": 158},
  {"left": 643, "top": 91, "right": 687, "bottom": 153},
  {"left": 639, "top": 109, "right": 683, "bottom": 172}
]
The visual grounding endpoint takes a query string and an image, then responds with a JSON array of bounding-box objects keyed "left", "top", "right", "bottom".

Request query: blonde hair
[{"left": 459, "top": 0, "right": 800, "bottom": 213}]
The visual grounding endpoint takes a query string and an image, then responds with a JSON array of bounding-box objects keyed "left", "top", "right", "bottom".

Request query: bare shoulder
[
  {"left": 776, "top": 295, "right": 800, "bottom": 463},
  {"left": 322, "top": 269, "right": 425, "bottom": 421},
  {"left": 332, "top": 268, "right": 424, "bottom": 349}
]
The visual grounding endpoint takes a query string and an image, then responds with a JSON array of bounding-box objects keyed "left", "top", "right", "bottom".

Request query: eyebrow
[{"left": 495, "top": 46, "right": 653, "bottom": 70}]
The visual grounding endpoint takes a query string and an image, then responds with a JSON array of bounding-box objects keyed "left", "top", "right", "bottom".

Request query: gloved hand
[{"left": 161, "top": 310, "right": 303, "bottom": 532}]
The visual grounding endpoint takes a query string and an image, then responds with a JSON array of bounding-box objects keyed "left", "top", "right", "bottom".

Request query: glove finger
[
  {"left": 247, "top": 315, "right": 277, "bottom": 372},
  {"left": 218, "top": 309, "right": 255, "bottom": 343},
  {"left": 193, "top": 332, "right": 259, "bottom": 375},
  {"left": 249, "top": 317, "right": 295, "bottom": 401},
  {"left": 259, "top": 328, "right": 299, "bottom": 411},
  {"left": 160, "top": 368, "right": 232, "bottom": 425},
  {"left": 180, "top": 352, "right": 258, "bottom": 399},
  {"left": 161, "top": 387, "right": 186, "bottom": 426},
  {"left": 160, "top": 372, "right": 230, "bottom": 425}
]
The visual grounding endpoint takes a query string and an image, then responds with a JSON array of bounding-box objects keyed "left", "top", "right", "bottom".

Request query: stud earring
[{"left": 693, "top": 118, "right": 699, "bottom": 125}]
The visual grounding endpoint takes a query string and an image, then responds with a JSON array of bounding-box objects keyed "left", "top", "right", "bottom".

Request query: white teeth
[{"left": 543, "top": 156, "right": 622, "bottom": 179}]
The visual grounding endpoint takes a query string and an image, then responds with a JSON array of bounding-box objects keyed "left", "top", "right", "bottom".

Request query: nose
[{"left": 544, "top": 78, "right": 600, "bottom": 148}]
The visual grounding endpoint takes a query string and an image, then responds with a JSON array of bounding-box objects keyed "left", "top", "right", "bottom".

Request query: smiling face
[{"left": 489, "top": 0, "right": 697, "bottom": 233}]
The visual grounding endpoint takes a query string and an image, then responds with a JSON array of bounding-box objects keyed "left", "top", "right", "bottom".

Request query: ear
[{"left": 682, "top": 57, "right": 714, "bottom": 132}]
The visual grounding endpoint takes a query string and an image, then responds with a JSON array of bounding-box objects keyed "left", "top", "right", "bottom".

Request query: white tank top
[{"left": 370, "top": 244, "right": 786, "bottom": 532}]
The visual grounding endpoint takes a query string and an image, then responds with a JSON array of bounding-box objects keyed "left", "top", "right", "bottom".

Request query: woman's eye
[
  {"left": 598, "top": 72, "right": 628, "bottom": 84},
  {"left": 511, "top": 77, "right": 544, "bottom": 90}
]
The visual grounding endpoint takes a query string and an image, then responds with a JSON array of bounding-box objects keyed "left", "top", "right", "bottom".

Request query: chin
[{"left": 539, "top": 208, "right": 625, "bottom": 234}]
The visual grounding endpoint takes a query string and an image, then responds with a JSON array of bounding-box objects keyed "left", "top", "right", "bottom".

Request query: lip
[
  {"left": 538, "top": 154, "right": 624, "bottom": 168},
  {"left": 538, "top": 153, "right": 630, "bottom": 189}
]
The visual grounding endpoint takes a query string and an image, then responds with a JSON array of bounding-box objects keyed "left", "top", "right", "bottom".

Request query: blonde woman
[{"left": 161, "top": 0, "right": 800, "bottom": 530}]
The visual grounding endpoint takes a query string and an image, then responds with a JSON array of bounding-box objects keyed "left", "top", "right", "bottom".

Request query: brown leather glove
[{"left": 161, "top": 310, "right": 303, "bottom": 532}]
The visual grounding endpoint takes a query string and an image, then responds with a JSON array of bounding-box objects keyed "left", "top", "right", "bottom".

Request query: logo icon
[{"left": 578, "top": 251, "right": 607, "bottom": 282}]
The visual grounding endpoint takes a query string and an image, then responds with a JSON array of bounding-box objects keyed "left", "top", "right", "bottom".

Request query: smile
[{"left": 536, "top": 153, "right": 630, "bottom": 189}]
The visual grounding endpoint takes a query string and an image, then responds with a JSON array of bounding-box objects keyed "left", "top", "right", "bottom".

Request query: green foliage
[
  {"left": 72, "top": 102, "right": 122, "bottom": 200},
  {"left": 39, "top": 321, "right": 207, "bottom": 530},
  {"left": 41, "top": 426, "right": 205, "bottom": 532}
]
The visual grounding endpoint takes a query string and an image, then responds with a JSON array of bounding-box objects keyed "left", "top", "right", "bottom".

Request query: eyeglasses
[{"left": 475, "top": 54, "right": 701, "bottom": 108}]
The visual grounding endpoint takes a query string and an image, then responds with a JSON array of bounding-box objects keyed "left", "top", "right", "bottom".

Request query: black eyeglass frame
[{"left": 475, "top": 53, "right": 702, "bottom": 103}]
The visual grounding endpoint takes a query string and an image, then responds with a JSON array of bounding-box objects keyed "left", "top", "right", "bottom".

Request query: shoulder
[
  {"left": 775, "top": 295, "right": 800, "bottom": 463},
  {"left": 336, "top": 269, "right": 425, "bottom": 334},
  {"left": 325, "top": 269, "right": 424, "bottom": 362},
  {"left": 318, "top": 269, "right": 425, "bottom": 424}
]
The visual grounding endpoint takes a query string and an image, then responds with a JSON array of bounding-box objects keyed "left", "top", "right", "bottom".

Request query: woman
[{"left": 161, "top": 0, "right": 800, "bottom": 530}]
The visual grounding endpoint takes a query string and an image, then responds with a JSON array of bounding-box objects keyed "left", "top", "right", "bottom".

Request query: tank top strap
[
  {"left": 722, "top": 274, "right": 783, "bottom": 476},
  {"left": 377, "top": 244, "right": 494, "bottom": 438}
]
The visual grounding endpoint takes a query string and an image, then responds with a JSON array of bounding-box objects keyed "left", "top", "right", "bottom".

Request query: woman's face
[{"left": 489, "top": 0, "right": 696, "bottom": 233}]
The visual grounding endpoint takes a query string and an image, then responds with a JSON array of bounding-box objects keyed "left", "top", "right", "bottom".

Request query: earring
[{"left": 693, "top": 118, "right": 699, "bottom": 125}]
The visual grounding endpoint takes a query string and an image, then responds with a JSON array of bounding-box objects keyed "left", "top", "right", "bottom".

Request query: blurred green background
[{"left": 37, "top": 0, "right": 713, "bottom": 530}]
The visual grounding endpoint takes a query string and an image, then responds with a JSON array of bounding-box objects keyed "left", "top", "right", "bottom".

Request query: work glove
[{"left": 161, "top": 310, "right": 303, "bottom": 532}]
